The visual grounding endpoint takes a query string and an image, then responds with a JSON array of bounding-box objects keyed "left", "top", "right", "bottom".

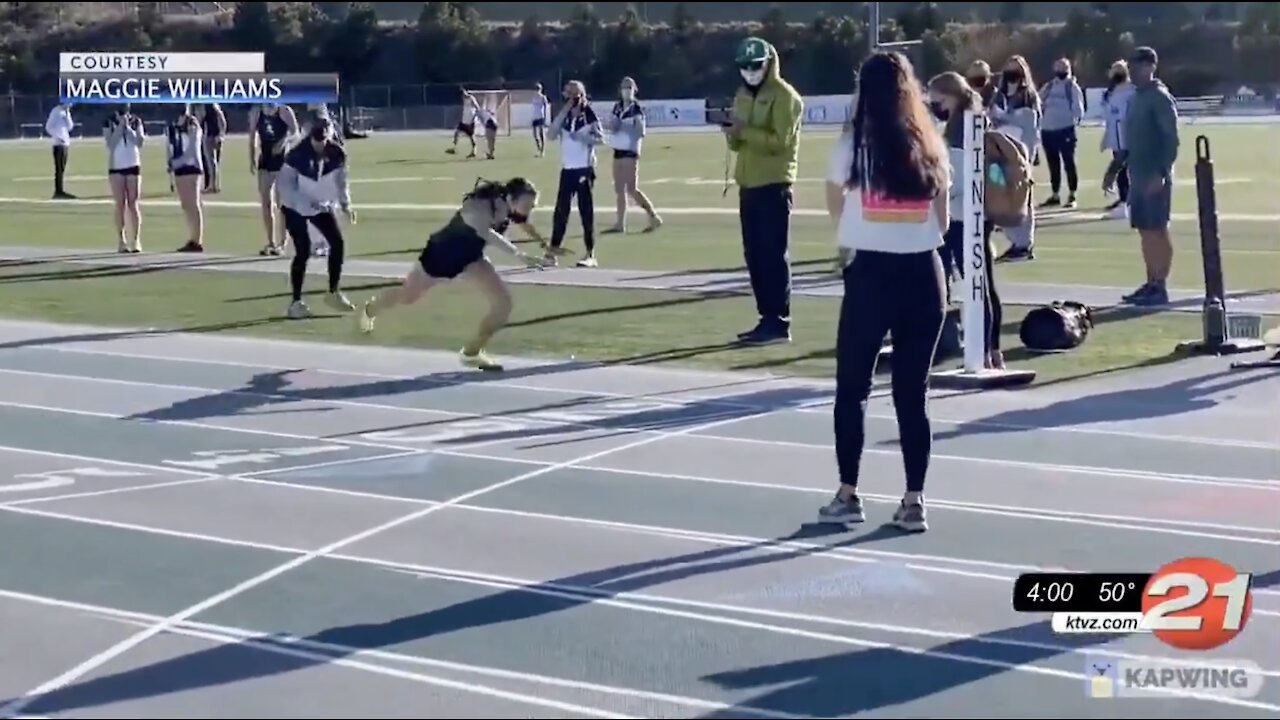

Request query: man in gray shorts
[{"left": 1120, "top": 46, "right": 1179, "bottom": 307}]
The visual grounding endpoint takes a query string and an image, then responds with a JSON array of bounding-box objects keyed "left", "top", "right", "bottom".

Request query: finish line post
[{"left": 932, "top": 110, "right": 1035, "bottom": 390}]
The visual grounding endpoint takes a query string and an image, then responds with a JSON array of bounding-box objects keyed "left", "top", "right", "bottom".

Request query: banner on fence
[{"left": 802, "top": 94, "right": 853, "bottom": 126}]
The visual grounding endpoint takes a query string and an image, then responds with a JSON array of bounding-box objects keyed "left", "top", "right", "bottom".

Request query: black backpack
[{"left": 1020, "top": 301, "right": 1094, "bottom": 352}]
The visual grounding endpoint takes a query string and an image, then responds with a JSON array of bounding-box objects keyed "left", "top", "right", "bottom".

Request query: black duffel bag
[{"left": 1020, "top": 301, "right": 1094, "bottom": 352}]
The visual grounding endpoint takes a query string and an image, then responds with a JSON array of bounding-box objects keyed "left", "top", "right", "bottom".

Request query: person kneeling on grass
[
  {"left": 358, "top": 178, "right": 545, "bottom": 372},
  {"left": 277, "top": 117, "right": 357, "bottom": 319}
]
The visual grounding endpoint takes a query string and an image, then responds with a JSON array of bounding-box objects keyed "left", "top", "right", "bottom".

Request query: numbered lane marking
[
  {"left": 0, "top": 467, "right": 147, "bottom": 494},
  {"left": 162, "top": 446, "right": 346, "bottom": 471}
]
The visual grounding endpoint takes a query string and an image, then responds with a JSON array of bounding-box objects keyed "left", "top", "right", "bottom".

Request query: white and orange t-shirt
[{"left": 826, "top": 131, "right": 948, "bottom": 254}]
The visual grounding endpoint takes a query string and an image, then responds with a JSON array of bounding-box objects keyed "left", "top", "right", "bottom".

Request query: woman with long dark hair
[
  {"left": 818, "top": 51, "right": 950, "bottom": 533},
  {"left": 929, "top": 71, "right": 1004, "bottom": 370},
  {"left": 358, "top": 178, "right": 544, "bottom": 371}
]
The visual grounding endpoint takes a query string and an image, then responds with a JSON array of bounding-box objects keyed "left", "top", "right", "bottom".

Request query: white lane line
[
  {"left": 23, "top": 341, "right": 1280, "bottom": 449},
  {"left": 0, "top": 367, "right": 1271, "bottom": 491},
  {"left": 0, "top": 402, "right": 777, "bottom": 718},
  {"left": 0, "top": 395, "right": 1272, "bottom": 542}
]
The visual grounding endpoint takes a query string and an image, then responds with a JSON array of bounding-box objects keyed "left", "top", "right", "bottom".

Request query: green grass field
[{"left": 0, "top": 123, "right": 1275, "bottom": 384}]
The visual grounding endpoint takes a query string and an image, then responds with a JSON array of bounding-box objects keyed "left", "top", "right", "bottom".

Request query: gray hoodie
[{"left": 1038, "top": 76, "right": 1085, "bottom": 131}]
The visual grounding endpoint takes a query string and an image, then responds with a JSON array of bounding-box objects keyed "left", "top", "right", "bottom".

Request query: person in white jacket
[
  {"left": 1100, "top": 60, "right": 1136, "bottom": 220},
  {"left": 45, "top": 103, "right": 76, "bottom": 200},
  {"left": 603, "top": 77, "right": 662, "bottom": 234},
  {"left": 103, "top": 105, "right": 146, "bottom": 253}
]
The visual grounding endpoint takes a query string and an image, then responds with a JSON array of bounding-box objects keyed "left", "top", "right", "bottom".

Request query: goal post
[{"left": 468, "top": 89, "right": 512, "bottom": 136}]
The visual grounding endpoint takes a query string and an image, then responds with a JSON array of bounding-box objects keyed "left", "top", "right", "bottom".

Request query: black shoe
[
  {"left": 177, "top": 241, "right": 204, "bottom": 253},
  {"left": 737, "top": 323, "right": 765, "bottom": 341},
  {"left": 1130, "top": 283, "right": 1170, "bottom": 307},
  {"left": 996, "top": 246, "right": 1035, "bottom": 263},
  {"left": 1121, "top": 282, "right": 1154, "bottom": 304},
  {"left": 53, "top": 191, "right": 76, "bottom": 200},
  {"left": 1039, "top": 195, "right": 1061, "bottom": 208},
  {"left": 739, "top": 325, "right": 792, "bottom": 346},
  {"left": 1064, "top": 194, "right": 1078, "bottom": 209}
]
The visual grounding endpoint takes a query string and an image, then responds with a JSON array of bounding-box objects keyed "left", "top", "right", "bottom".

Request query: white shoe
[
  {"left": 313, "top": 244, "right": 329, "bottom": 257},
  {"left": 358, "top": 301, "right": 376, "bottom": 334},
  {"left": 324, "top": 291, "right": 355, "bottom": 312},
  {"left": 576, "top": 255, "right": 598, "bottom": 268},
  {"left": 287, "top": 300, "right": 312, "bottom": 319},
  {"left": 1105, "top": 204, "right": 1128, "bottom": 220}
]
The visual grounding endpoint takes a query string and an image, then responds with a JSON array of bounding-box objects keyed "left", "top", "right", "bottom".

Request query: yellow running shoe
[{"left": 460, "top": 349, "right": 503, "bottom": 372}]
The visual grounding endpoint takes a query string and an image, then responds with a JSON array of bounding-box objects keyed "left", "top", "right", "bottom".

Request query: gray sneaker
[
  {"left": 892, "top": 502, "right": 928, "bottom": 533},
  {"left": 817, "top": 494, "right": 865, "bottom": 525}
]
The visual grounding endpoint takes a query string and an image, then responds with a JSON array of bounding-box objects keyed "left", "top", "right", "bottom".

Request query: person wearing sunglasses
[{"left": 725, "top": 36, "right": 804, "bottom": 346}]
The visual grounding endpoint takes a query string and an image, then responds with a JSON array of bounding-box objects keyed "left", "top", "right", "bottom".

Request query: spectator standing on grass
[
  {"left": 990, "top": 55, "right": 1041, "bottom": 263},
  {"left": 199, "top": 102, "right": 227, "bottom": 193},
  {"left": 1120, "top": 46, "right": 1179, "bottom": 307},
  {"left": 819, "top": 51, "right": 950, "bottom": 534},
  {"left": 1100, "top": 60, "right": 1135, "bottom": 220},
  {"left": 1038, "top": 58, "right": 1085, "bottom": 210},
  {"left": 104, "top": 105, "right": 145, "bottom": 254},
  {"left": 45, "top": 102, "right": 76, "bottom": 200},
  {"left": 726, "top": 36, "right": 804, "bottom": 346},
  {"left": 966, "top": 61, "right": 997, "bottom": 107}
]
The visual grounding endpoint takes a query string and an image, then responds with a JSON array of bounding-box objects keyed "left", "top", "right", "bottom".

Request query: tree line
[{"left": 2, "top": 2, "right": 1276, "bottom": 101}]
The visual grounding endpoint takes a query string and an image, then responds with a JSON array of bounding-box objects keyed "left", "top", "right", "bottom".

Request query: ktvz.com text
[{"left": 1052, "top": 612, "right": 1147, "bottom": 634}]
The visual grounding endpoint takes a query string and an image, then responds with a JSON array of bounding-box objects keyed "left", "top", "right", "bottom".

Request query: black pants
[
  {"left": 1106, "top": 151, "right": 1130, "bottom": 203},
  {"left": 282, "top": 207, "right": 345, "bottom": 301},
  {"left": 1040, "top": 127, "right": 1078, "bottom": 196},
  {"left": 940, "top": 220, "right": 1002, "bottom": 352},
  {"left": 834, "top": 250, "right": 946, "bottom": 493},
  {"left": 550, "top": 167, "right": 595, "bottom": 254},
  {"left": 51, "top": 145, "right": 68, "bottom": 194},
  {"left": 739, "top": 184, "right": 793, "bottom": 329}
]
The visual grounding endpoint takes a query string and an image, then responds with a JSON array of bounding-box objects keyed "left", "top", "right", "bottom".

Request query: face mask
[
  {"left": 1003, "top": 70, "right": 1023, "bottom": 84},
  {"left": 930, "top": 101, "right": 950, "bottom": 121},
  {"left": 509, "top": 210, "right": 529, "bottom": 224},
  {"left": 1111, "top": 73, "right": 1128, "bottom": 84},
  {"left": 740, "top": 66, "right": 767, "bottom": 86},
  {"left": 1055, "top": 70, "right": 1068, "bottom": 79},
  {"left": 310, "top": 126, "right": 328, "bottom": 142},
  {"left": 966, "top": 76, "right": 987, "bottom": 90}
]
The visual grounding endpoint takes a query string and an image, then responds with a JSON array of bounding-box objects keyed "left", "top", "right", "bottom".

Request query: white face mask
[{"left": 740, "top": 67, "right": 767, "bottom": 86}]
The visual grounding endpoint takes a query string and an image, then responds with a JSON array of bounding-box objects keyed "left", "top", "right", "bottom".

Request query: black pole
[
  {"left": 1179, "top": 134, "right": 1266, "bottom": 357},
  {"left": 1195, "top": 135, "right": 1227, "bottom": 349}
]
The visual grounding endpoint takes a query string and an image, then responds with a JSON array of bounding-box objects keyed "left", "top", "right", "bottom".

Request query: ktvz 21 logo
[{"left": 1141, "top": 557, "right": 1253, "bottom": 651}]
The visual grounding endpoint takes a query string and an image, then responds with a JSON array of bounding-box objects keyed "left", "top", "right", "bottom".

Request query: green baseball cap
[{"left": 735, "top": 37, "right": 770, "bottom": 69}]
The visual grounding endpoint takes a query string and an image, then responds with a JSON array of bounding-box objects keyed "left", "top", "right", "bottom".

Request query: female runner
[{"left": 358, "top": 178, "right": 544, "bottom": 371}]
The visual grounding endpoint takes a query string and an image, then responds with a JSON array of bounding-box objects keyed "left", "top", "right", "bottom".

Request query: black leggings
[
  {"left": 941, "top": 220, "right": 1002, "bottom": 352},
  {"left": 834, "top": 249, "right": 946, "bottom": 493},
  {"left": 282, "top": 207, "right": 345, "bottom": 301},
  {"left": 550, "top": 167, "right": 595, "bottom": 254},
  {"left": 1041, "top": 127, "right": 1078, "bottom": 196},
  {"left": 1106, "top": 151, "right": 1130, "bottom": 203},
  {"left": 52, "top": 145, "right": 68, "bottom": 194}
]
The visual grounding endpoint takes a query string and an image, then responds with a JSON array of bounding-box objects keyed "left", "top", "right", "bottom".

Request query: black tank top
[
  {"left": 427, "top": 211, "right": 483, "bottom": 246},
  {"left": 256, "top": 110, "right": 288, "bottom": 161},
  {"left": 202, "top": 107, "right": 221, "bottom": 137}
]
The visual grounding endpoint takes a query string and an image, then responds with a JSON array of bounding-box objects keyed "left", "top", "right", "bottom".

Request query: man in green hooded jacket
[{"left": 726, "top": 36, "right": 804, "bottom": 345}]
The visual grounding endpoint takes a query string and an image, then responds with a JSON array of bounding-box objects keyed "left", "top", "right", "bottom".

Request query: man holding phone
[{"left": 725, "top": 37, "right": 804, "bottom": 345}]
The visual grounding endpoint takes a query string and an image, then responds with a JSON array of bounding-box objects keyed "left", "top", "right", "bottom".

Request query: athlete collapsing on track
[
  {"left": 358, "top": 178, "right": 545, "bottom": 372},
  {"left": 277, "top": 117, "right": 357, "bottom": 319}
]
